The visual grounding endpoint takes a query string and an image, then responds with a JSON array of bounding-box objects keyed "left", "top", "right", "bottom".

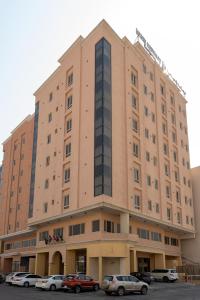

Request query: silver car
[
  {"left": 35, "top": 275, "right": 65, "bottom": 291},
  {"left": 5, "top": 272, "right": 30, "bottom": 285},
  {"left": 102, "top": 274, "right": 149, "bottom": 296}
]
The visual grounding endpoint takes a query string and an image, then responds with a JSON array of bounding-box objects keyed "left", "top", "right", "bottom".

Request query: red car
[{"left": 62, "top": 274, "right": 99, "bottom": 293}]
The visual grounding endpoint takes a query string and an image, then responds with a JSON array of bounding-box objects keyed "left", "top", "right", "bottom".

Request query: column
[
  {"left": 98, "top": 256, "right": 102, "bottom": 284},
  {"left": 120, "top": 213, "right": 129, "bottom": 234},
  {"left": 154, "top": 253, "right": 166, "bottom": 269},
  {"left": 130, "top": 249, "right": 137, "bottom": 272}
]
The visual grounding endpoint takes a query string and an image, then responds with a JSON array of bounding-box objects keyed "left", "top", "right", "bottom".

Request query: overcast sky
[{"left": 0, "top": 0, "right": 200, "bottom": 167}]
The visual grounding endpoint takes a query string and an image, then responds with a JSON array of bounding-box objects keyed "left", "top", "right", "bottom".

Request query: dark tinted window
[{"left": 104, "top": 276, "right": 113, "bottom": 281}]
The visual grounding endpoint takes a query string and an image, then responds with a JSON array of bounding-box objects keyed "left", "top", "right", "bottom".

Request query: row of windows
[
  {"left": 46, "top": 120, "right": 72, "bottom": 145},
  {"left": 48, "top": 72, "right": 73, "bottom": 103},
  {"left": 133, "top": 195, "right": 160, "bottom": 213},
  {"left": 164, "top": 236, "right": 179, "bottom": 246},
  {"left": 5, "top": 239, "right": 36, "bottom": 250},
  {"left": 137, "top": 228, "right": 162, "bottom": 242}
]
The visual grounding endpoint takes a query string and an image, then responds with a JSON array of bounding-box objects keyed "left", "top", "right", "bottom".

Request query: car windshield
[{"left": 18, "top": 274, "right": 29, "bottom": 277}]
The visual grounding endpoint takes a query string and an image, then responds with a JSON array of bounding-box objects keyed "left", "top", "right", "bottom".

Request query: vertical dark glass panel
[
  {"left": 28, "top": 102, "right": 39, "bottom": 218},
  {"left": 94, "top": 38, "right": 112, "bottom": 197}
]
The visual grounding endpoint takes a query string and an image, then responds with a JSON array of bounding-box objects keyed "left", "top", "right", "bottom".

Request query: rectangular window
[
  {"left": 137, "top": 228, "right": 149, "bottom": 239},
  {"left": 47, "top": 134, "right": 51, "bottom": 144},
  {"left": 143, "top": 85, "right": 147, "bottom": 95},
  {"left": 154, "top": 179, "right": 158, "bottom": 190},
  {"left": 67, "top": 73, "right": 73, "bottom": 86},
  {"left": 48, "top": 112, "right": 52, "bottom": 123},
  {"left": 46, "top": 156, "right": 50, "bottom": 166},
  {"left": 144, "top": 106, "right": 148, "bottom": 116},
  {"left": 63, "top": 194, "right": 69, "bottom": 208},
  {"left": 166, "top": 185, "right": 171, "bottom": 198},
  {"left": 49, "top": 92, "right": 53, "bottom": 102},
  {"left": 156, "top": 203, "right": 160, "bottom": 213},
  {"left": 64, "top": 168, "right": 70, "bottom": 183},
  {"left": 66, "top": 119, "right": 72, "bottom": 132},
  {"left": 152, "top": 134, "right": 156, "bottom": 144},
  {"left": 144, "top": 128, "right": 149, "bottom": 139},
  {"left": 150, "top": 72, "right": 154, "bottom": 81},
  {"left": 147, "top": 175, "right": 151, "bottom": 186},
  {"left": 167, "top": 208, "right": 171, "bottom": 220},
  {"left": 171, "top": 238, "right": 179, "bottom": 246},
  {"left": 151, "top": 112, "right": 155, "bottom": 122},
  {"left": 148, "top": 200, "right": 152, "bottom": 210},
  {"left": 43, "top": 202, "right": 48, "bottom": 213},
  {"left": 104, "top": 220, "right": 114, "bottom": 233},
  {"left": 44, "top": 179, "right": 49, "bottom": 189},
  {"left": 132, "top": 94, "right": 138, "bottom": 110},
  {"left": 151, "top": 232, "right": 162, "bottom": 242},
  {"left": 53, "top": 227, "right": 63, "bottom": 239},
  {"left": 66, "top": 95, "right": 73, "bottom": 109},
  {"left": 132, "top": 118, "right": 138, "bottom": 133},
  {"left": 165, "top": 236, "right": 170, "bottom": 245},
  {"left": 65, "top": 143, "right": 71, "bottom": 157},
  {"left": 131, "top": 68, "right": 138, "bottom": 87},
  {"left": 150, "top": 92, "right": 154, "bottom": 101},
  {"left": 143, "top": 63, "right": 147, "bottom": 73},
  {"left": 177, "top": 212, "right": 181, "bottom": 224},
  {"left": 69, "top": 223, "right": 85, "bottom": 236},
  {"left": 133, "top": 168, "right": 140, "bottom": 183},
  {"left": 92, "top": 220, "right": 100, "bottom": 232},
  {"left": 39, "top": 231, "right": 49, "bottom": 241},
  {"left": 134, "top": 195, "right": 140, "bottom": 210},
  {"left": 133, "top": 143, "right": 139, "bottom": 158},
  {"left": 146, "top": 151, "right": 150, "bottom": 161},
  {"left": 160, "top": 83, "right": 165, "bottom": 96}
]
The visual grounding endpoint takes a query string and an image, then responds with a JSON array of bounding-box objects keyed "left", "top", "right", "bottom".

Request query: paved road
[{"left": 1, "top": 282, "right": 200, "bottom": 300}]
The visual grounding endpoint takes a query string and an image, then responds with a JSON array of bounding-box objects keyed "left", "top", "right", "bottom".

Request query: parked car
[
  {"left": 102, "top": 274, "right": 149, "bottom": 296},
  {"left": 151, "top": 269, "right": 178, "bottom": 282},
  {"left": 35, "top": 275, "right": 65, "bottom": 290},
  {"left": 5, "top": 272, "right": 30, "bottom": 285},
  {"left": 0, "top": 273, "right": 5, "bottom": 284},
  {"left": 130, "top": 272, "right": 153, "bottom": 284},
  {"left": 11, "top": 273, "right": 42, "bottom": 287},
  {"left": 62, "top": 274, "right": 99, "bottom": 293}
]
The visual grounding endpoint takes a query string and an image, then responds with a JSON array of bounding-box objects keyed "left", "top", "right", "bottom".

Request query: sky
[{"left": 0, "top": 0, "right": 200, "bottom": 167}]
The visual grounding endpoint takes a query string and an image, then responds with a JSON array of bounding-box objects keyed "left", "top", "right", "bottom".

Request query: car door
[
  {"left": 84, "top": 275, "right": 93, "bottom": 289},
  {"left": 54, "top": 275, "right": 64, "bottom": 288},
  {"left": 122, "top": 276, "right": 132, "bottom": 291},
  {"left": 130, "top": 276, "right": 141, "bottom": 291}
]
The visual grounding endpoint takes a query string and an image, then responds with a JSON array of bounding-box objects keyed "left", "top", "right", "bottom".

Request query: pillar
[
  {"left": 154, "top": 253, "right": 166, "bottom": 269},
  {"left": 98, "top": 256, "right": 102, "bottom": 284},
  {"left": 65, "top": 250, "right": 76, "bottom": 274},
  {"left": 130, "top": 249, "right": 137, "bottom": 272},
  {"left": 29, "top": 257, "right": 35, "bottom": 273},
  {"left": 120, "top": 213, "right": 129, "bottom": 234}
]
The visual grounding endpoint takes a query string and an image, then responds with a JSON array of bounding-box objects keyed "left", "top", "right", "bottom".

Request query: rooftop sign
[{"left": 136, "top": 29, "right": 186, "bottom": 96}]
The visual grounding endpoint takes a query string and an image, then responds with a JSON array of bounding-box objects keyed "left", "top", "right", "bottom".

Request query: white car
[
  {"left": 5, "top": 272, "right": 30, "bottom": 285},
  {"left": 151, "top": 269, "right": 178, "bottom": 282},
  {"left": 35, "top": 275, "right": 65, "bottom": 291},
  {"left": 12, "top": 274, "right": 42, "bottom": 287}
]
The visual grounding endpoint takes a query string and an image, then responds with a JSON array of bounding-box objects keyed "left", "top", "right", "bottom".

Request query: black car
[
  {"left": 130, "top": 272, "right": 152, "bottom": 284},
  {"left": 0, "top": 274, "right": 5, "bottom": 284}
]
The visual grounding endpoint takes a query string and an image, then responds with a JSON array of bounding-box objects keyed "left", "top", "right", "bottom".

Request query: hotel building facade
[{"left": 0, "top": 20, "right": 195, "bottom": 280}]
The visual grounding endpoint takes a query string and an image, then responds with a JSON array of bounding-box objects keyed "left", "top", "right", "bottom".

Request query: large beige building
[{"left": 0, "top": 20, "right": 195, "bottom": 280}]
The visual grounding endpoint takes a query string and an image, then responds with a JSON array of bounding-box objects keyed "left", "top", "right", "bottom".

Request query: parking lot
[{"left": 1, "top": 282, "right": 200, "bottom": 300}]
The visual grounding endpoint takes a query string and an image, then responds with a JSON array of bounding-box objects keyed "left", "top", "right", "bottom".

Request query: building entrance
[{"left": 138, "top": 257, "right": 150, "bottom": 272}]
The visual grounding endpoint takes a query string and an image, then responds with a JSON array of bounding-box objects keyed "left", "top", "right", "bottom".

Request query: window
[
  {"left": 176, "top": 190, "right": 181, "bottom": 203},
  {"left": 186, "top": 215, "right": 189, "bottom": 224},
  {"left": 46, "top": 156, "right": 50, "bottom": 166},
  {"left": 156, "top": 203, "right": 160, "bottom": 213},
  {"left": 146, "top": 151, "right": 150, "bottom": 161},
  {"left": 131, "top": 69, "right": 138, "bottom": 87},
  {"left": 49, "top": 92, "right": 53, "bottom": 102},
  {"left": 160, "top": 83, "right": 165, "bottom": 96},
  {"left": 154, "top": 179, "right": 158, "bottom": 190},
  {"left": 191, "top": 217, "right": 194, "bottom": 226},
  {"left": 134, "top": 195, "right": 140, "bottom": 210},
  {"left": 137, "top": 228, "right": 149, "bottom": 239},
  {"left": 143, "top": 63, "right": 147, "bottom": 73},
  {"left": 180, "top": 122, "right": 183, "bottom": 129},
  {"left": 64, "top": 168, "right": 70, "bottom": 183},
  {"left": 144, "top": 106, "right": 148, "bottom": 116},
  {"left": 188, "top": 180, "right": 191, "bottom": 188},
  {"left": 150, "top": 72, "right": 154, "bottom": 81},
  {"left": 147, "top": 175, "right": 151, "bottom": 186},
  {"left": 63, "top": 194, "right": 69, "bottom": 208},
  {"left": 69, "top": 223, "right": 85, "bottom": 236},
  {"left": 143, "top": 85, "right": 147, "bottom": 95},
  {"left": 164, "top": 163, "right": 170, "bottom": 176},
  {"left": 151, "top": 232, "right": 162, "bottom": 242},
  {"left": 148, "top": 200, "right": 152, "bottom": 210},
  {"left": 132, "top": 94, "right": 138, "bottom": 110},
  {"left": 133, "top": 143, "right": 139, "bottom": 158},
  {"left": 92, "top": 220, "right": 100, "bottom": 232},
  {"left": 171, "top": 238, "right": 179, "bottom": 246},
  {"left": 39, "top": 231, "right": 49, "bottom": 241},
  {"left": 150, "top": 92, "right": 154, "bottom": 101},
  {"left": 44, "top": 179, "right": 49, "bottom": 189},
  {"left": 183, "top": 176, "right": 186, "bottom": 185},
  {"left": 177, "top": 212, "right": 181, "bottom": 224},
  {"left": 161, "top": 102, "right": 166, "bottom": 115},
  {"left": 144, "top": 128, "right": 149, "bottom": 139},
  {"left": 133, "top": 168, "right": 140, "bottom": 183},
  {"left": 163, "top": 143, "right": 168, "bottom": 156},
  {"left": 172, "top": 131, "right": 177, "bottom": 143},
  {"left": 66, "top": 119, "right": 72, "bottom": 132},
  {"left": 104, "top": 220, "right": 114, "bottom": 233},
  {"left": 65, "top": 143, "right": 71, "bottom": 157},
  {"left": 48, "top": 113, "right": 52, "bottom": 123},
  {"left": 167, "top": 208, "right": 171, "bottom": 220},
  {"left": 152, "top": 134, "right": 156, "bottom": 144},
  {"left": 53, "top": 227, "right": 63, "bottom": 239},
  {"left": 171, "top": 112, "right": 176, "bottom": 125},
  {"left": 66, "top": 95, "right": 73, "bottom": 109},
  {"left": 67, "top": 73, "right": 73, "bottom": 86},
  {"left": 132, "top": 118, "right": 138, "bottom": 132},
  {"left": 170, "top": 93, "right": 175, "bottom": 106},
  {"left": 162, "top": 122, "right": 167, "bottom": 135},
  {"left": 173, "top": 150, "right": 178, "bottom": 163},
  {"left": 166, "top": 185, "right": 171, "bottom": 198},
  {"left": 165, "top": 236, "right": 170, "bottom": 245},
  {"left": 43, "top": 202, "right": 48, "bottom": 213},
  {"left": 189, "top": 198, "right": 192, "bottom": 207},
  {"left": 47, "top": 134, "right": 51, "bottom": 144},
  {"left": 175, "top": 170, "right": 179, "bottom": 182},
  {"left": 151, "top": 112, "right": 155, "bottom": 122},
  {"left": 18, "top": 186, "right": 22, "bottom": 193}
]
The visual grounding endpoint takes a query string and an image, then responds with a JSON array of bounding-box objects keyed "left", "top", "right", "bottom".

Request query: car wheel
[
  {"left": 49, "top": 284, "right": 56, "bottom": 291},
  {"left": 140, "top": 285, "right": 148, "bottom": 295},
  {"left": 105, "top": 291, "right": 112, "bottom": 296},
  {"left": 24, "top": 282, "right": 29, "bottom": 288},
  {"left": 117, "top": 286, "right": 125, "bottom": 296},
  {"left": 163, "top": 276, "right": 169, "bottom": 282},
  {"left": 74, "top": 285, "right": 81, "bottom": 293},
  {"left": 93, "top": 284, "right": 99, "bottom": 291}
]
